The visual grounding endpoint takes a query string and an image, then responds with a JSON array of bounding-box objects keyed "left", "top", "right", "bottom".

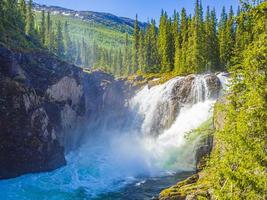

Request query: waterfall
[
  {"left": 0, "top": 73, "right": 227, "bottom": 199},
  {"left": 130, "top": 74, "right": 222, "bottom": 171}
]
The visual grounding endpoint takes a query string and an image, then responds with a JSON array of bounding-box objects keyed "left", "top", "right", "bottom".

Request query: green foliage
[
  {"left": 55, "top": 21, "right": 65, "bottom": 58},
  {"left": 123, "top": 33, "right": 132, "bottom": 75},
  {"left": 25, "top": 0, "right": 34, "bottom": 37},
  {"left": 0, "top": 0, "right": 40, "bottom": 48},
  {"left": 185, "top": 118, "right": 213, "bottom": 143},
  {"left": 40, "top": 10, "right": 46, "bottom": 44},
  {"left": 202, "top": 2, "right": 267, "bottom": 199},
  {"left": 18, "top": 0, "right": 27, "bottom": 32},
  {"left": 158, "top": 11, "right": 175, "bottom": 72},
  {"left": 131, "top": 14, "right": 140, "bottom": 74},
  {"left": 204, "top": 7, "right": 220, "bottom": 71}
]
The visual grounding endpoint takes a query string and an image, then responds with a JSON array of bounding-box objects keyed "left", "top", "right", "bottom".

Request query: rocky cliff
[{"left": 0, "top": 45, "right": 127, "bottom": 179}]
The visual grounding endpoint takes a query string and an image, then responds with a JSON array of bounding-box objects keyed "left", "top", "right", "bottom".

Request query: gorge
[{"left": 0, "top": 45, "right": 227, "bottom": 199}]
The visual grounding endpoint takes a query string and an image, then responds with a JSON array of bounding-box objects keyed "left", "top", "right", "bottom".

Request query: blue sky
[{"left": 34, "top": 0, "right": 240, "bottom": 23}]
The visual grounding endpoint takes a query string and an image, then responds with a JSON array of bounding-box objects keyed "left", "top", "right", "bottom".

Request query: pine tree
[
  {"left": 158, "top": 11, "right": 167, "bottom": 71},
  {"left": 218, "top": 6, "right": 228, "bottom": 70},
  {"left": 223, "top": 6, "right": 235, "bottom": 69},
  {"left": 55, "top": 21, "right": 65, "bottom": 58},
  {"left": 186, "top": 15, "right": 196, "bottom": 72},
  {"left": 117, "top": 49, "right": 123, "bottom": 76},
  {"left": 5, "top": 0, "right": 19, "bottom": 29},
  {"left": 26, "top": 0, "right": 35, "bottom": 37},
  {"left": 18, "top": 0, "right": 27, "bottom": 32},
  {"left": 40, "top": 10, "right": 46, "bottom": 45},
  {"left": 45, "top": 12, "right": 53, "bottom": 51},
  {"left": 147, "top": 19, "right": 159, "bottom": 73},
  {"left": 158, "top": 12, "right": 174, "bottom": 72},
  {"left": 76, "top": 41, "right": 82, "bottom": 66},
  {"left": 132, "top": 14, "right": 140, "bottom": 74},
  {"left": 0, "top": 0, "right": 5, "bottom": 37},
  {"left": 188, "top": 0, "right": 205, "bottom": 73},
  {"left": 138, "top": 30, "right": 145, "bottom": 73},
  {"left": 210, "top": 9, "right": 220, "bottom": 70},
  {"left": 63, "top": 21, "right": 74, "bottom": 62},
  {"left": 204, "top": 7, "right": 220, "bottom": 71},
  {"left": 123, "top": 33, "right": 131, "bottom": 75},
  {"left": 173, "top": 10, "right": 181, "bottom": 74},
  {"left": 175, "top": 8, "right": 188, "bottom": 74}
]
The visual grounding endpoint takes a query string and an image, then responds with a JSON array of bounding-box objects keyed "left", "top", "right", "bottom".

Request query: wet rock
[
  {"left": 0, "top": 78, "right": 66, "bottom": 179},
  {"left": 147, "top": 74, "right": 221, "bottom": 135},
  {"left": 0, "top": 45, "right": 128, "bottom": 179},
  {"left": 205, "top": 74, "right": 222, "bottom": 99}
]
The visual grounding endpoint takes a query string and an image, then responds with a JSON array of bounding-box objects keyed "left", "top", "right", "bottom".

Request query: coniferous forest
[
  {"left": 0, "top": 0, "right": 266, "bottom": 199},
  {"left": 0, "top": 0, "right": 264, "bottom": 77}
]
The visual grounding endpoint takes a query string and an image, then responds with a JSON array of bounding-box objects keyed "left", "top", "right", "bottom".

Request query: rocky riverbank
[{"left": 0, "top": 45, "right": 128, "bottom": 179}]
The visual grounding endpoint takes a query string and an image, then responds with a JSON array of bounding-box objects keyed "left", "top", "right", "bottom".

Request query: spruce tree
[
  {"left": 158, "top": 10, "right": 167, "bottom": 71},
  {"left": 123, "top": 33, "right": 131, "bottom": 75},
  {"left": 138, "top": 30, "right": 145, "bottom": 73},
  {"left": 63, "top": 21, "right": 74, "bottom": 62},
  {"left": 117, "top": 49, "right": 123, "bottom": 76},
  {"left": 148, "top": 19, "right": 160, "bottom": 72},
  {"left": 204, "top": 7, "right": 220, "bottom": 71},
  {"left": 175, "top": 8, "right": 188, "bottom": 74},
  {"left": 186, "top": 15, "right": 196, "bottom": 72},
  {"left": 45, "top": 12, "right": 53, "bottom": 51},
  {"left": 55, "top": 21, "right": 65, "bottom": 58},
  {"left": 76, "top": 41, "right": 82, "bottom": 66},
  {"left": 173, "top": 10, "right": 181, "bottom": 74},
  {"left": 18, "top": 0, "right": 27, "bottom": 32},
  {"left": 40, "top": 10, "right": 46, "bottom": 45},
  {"left": 158, "top": 12, "right": 174, "bottom": 72},
  {"left": 218, "top": 6, "right": 228, "bottom": 70},
  {"left": 188, "top": 0, "right": 205, "bottom": 73},
  {"left": 132, "top": 14, "right": 140, "bottom": 74},
  {"left": 0, "top": 0, "right": 5, "bottom": 38},
  {"left": 5, "top": 0, "right": 19, "bottom": 29},
  {"left": 224, "top": 6, "right": 235, "bottom": 69},
  {"left": 26, "top": 0, "right": 35, "bottom": 37},
  {"left": 210, "top": 9, "right": 220, "bottom": 70}
]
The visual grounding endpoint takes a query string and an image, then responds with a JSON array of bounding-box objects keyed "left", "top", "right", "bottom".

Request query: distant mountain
[
  {"left": 33, "top": 2, "right": 148, "bottom": 67},
  {"left": 33, "top": 3, "right": 147, "bottom": 33}
]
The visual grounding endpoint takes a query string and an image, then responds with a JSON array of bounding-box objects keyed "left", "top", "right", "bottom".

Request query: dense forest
[
  {"left": 206, "top": 1, "right": 267, "bottom": 198},
  {"left": 0, "top": 0, "right": 266, "bottom": 199},
  {"left": 1, "top": 0, "right": 264, "bottom": 78}
]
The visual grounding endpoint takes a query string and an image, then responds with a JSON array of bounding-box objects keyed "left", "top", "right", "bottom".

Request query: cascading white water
[
  {"left": 130, "top": 74, "right": 218, "bottom": 171},
  {"left": 0, "top": 73, "right": 227, "bottom": 200}
]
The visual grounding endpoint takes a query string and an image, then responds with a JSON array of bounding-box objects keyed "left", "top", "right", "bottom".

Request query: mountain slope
[{"left": 34, "top": 3, "right": 146, "bottom": 48}]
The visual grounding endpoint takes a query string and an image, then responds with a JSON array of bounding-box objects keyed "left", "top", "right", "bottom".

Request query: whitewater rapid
[{"left": 0, "top": 73, "right": 227, "bottom": 200}]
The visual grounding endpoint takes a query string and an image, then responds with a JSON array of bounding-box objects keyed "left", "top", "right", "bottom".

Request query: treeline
[
  {"left": 0, "top": 0, "right": 75, "bottom": 59},
  {"left": 86, "top": 0, "right": 238, "bottom": 76},
  {"left": 0, "top": 0, "right": 126, "bottom": 71},
  {"left": 0, "top": 0, "right": 37, "bottom": 47},
  {"left": 128, "top": 0, "right": 242, "bottom": 76},
  {"left": 204, "top": 1, "right": 267, "bottom": 199},
  {"left": 1, "top": 0, "right": 265, "bottom": 79}
]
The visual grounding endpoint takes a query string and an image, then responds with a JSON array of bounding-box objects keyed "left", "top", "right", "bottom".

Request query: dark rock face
[
  {"left": 0, "top": 46, "right": 127, "bottom": 179},
  {"left": 0, "top": 77, "right": 66, "bottom": 179}
]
